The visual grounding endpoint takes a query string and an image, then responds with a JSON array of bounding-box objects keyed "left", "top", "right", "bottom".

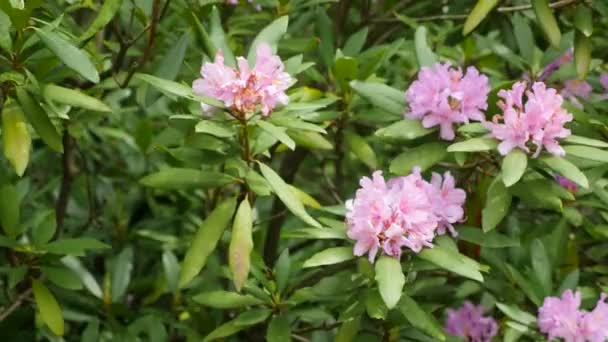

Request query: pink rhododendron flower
[
  {"left": 405, "top": 63, "right": 490, "bottom": 140},
  {"left": 561, "top": 79, "right": 592, "bottom": 109},
  {"left": 345, "top": 169, "right": 466, "bottom": 262},
  {"left": 445, "top": 302, "right": 498, "bottom": 342},
  {"left": 579, "top": 294, "right": 608, "bottom": 342},
  {"left": 556, "top": 174, "right": 577, "bottom": 194},
  {"left": 192, "top": 43, "right": 292, "bottom": 116},
  {"left": 486, "top": 82, "right": 572, "bottom": 157}
]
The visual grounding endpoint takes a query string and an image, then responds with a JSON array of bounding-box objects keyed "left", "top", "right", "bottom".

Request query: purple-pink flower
[
  {"left": 485, "top": 82, "right": 573, "bottom": 157},
  {"left": 405, "top": 63, "right": 490, "bottom": 140},
  {"left": 538, "top": 290, "right": 608, "bottom": 342},
  {"left": 445, "top": 302, "right": 498, "bottom": 342},
  {"left": 345, "top": 169, "right": 466, "bottom": 262},
  {"left": 538, "top": 49, "right": 573, "bottom": 82},
  {"left": 556, "top": 174, "right": 578, "bottom": 194},
  {"left": 192, "top": 43, "right": 292, "bottom": 117}
]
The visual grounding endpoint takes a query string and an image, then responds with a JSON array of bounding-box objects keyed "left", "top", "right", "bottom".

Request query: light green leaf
[
  {"left": 350, "top": 81, "right": 405, "bottom": 115},
  {"left": 539, "top": 156, "right": 588, "bottom": 188},
  {"left": 334, "top": 57, "right": 359, "bottom": 90},
  {"left": 390, "top": 142, "right": 447, "bottom": 174},
  {"left": 496, "top": 302, "right": 536, "bottom": 326},
  {"left": 44, "top": 238, "right": 110, "bottom": 256},
  {"left": 179, "top": 198, "right": 236, "bottom": 288},
  {"left": 2, "top": 101, "right": 30, "bottom": 176},
  {"left": 414, "top": 26, "right": 437, "bottom": 67},
  {"left": 162, "top": 250, "right": 180, "bottom": 294},
  {"left": 502, "top": 149, "right": 527, "bottom": 187},
  {"left": 565, "top": 145, "right": 608, "bottom": 162},
  {"left": 258, "top": 162, "right": 321, "bottom": 228},
  {"left": 375, "top": 119, "right": 433, "bottom": 140},
  {"left": 374, "top": 256, "right": 404, "bottom": 309},
  {"left": 204, "top": 309, "right": 271, "bottom": 341},
  {"left": 140, "top": 168, "right": 236, "bottom": 189},
  {"left": 193, "top": 290, "right": 264, "bottom": 308},
  {"left": 209, "top": 6, "right": 236, "bottom": 67},
  {"left": 111, "top": 247, "right": 133, "bottom": 302},
  {"left": 574, "top": 5, "right": 593, "bottom": 37},
  {"left": 345, "top": 130, "right": 377, "bottom": 169},
  {"left": 256, "top": 120, "right": 295, "bottom": 150},
  {"left": 482, "top": 176, "right": 512, "bottom": 232},
  {"left": 32, "top": 280, "right": 64, "bottom": 336},
  {"left": 0, "top": 9, "right": 12, "bottom": 53},
  {"left": 247, "top": 16, "right": 289, "bottom": 64},
  {"left": 61, "top": 256, "right": 103, "bottom": 298},
  {"left": 532, "top": 0, "right": 561, "bottom": 48},
  {"left": 302, "top": 246, "right": 354, "bottom": 268},
  {"left": 418, "top": 245, "right": 484, "bottom": 282},
  {"left": 195, "top": 120, "right": 234, "bottom": 138},
  {"left": 135, "top": 73, "right": 224, "bottom": 107},
  {"left": 40, "top": 266, "right": 82, "bottom": 290},
  {"left": 43, "top": 84, "right": 111, "bottom": 112},
  {"left": 229, "top": 197, "right": 253, "bottom": 292},
  {"left": 80, "top": 0, "right": 123, "bottom": 41},
  {"left": 447, "top": 137, "right": 498, "bottom": 152},
  {"left": 288, "top": 130, "right": 333, "bottom": 150},
  {"left": 398, "top": 294, "right": 446, "bottom": 341},
  {"left": 16, "top": 88, "right": 63, "bottom": 153},
  {"left": 463, "top": 0, "right": 499, "bottom": 35},
  {"left": 574, "top": 31, "right": 591, "bottom": 79},
  {"left": 563, "top": 135, "right": 608, "bottom": 148},
  {"left": 457, "top": 226, "right": 519, "bottom": 248},
  {"left": 266, "top": 315, "right": 291, "bottom": 342},
  {"left": 343, "top": 27, "right": 368, "bottom": 56},
  {"left": 531, "top": 239, "right": 552, "bottom": 297},
  {"left": 35, "top": 28, "right": 99, "bottom": 83},
  {"left": 512, "top": 13, "right": 535, "bottom": 63}
]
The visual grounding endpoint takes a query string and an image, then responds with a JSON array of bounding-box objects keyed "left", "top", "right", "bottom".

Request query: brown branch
[
  {"left": 0, "top": 288, "right": 32, "bottom": 322},
  {"left": 55, "top": 129, "right": 77, "bottom": 238}
]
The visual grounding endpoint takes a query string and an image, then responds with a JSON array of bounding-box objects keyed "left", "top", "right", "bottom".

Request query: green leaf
[
  {"left": 564, "top": 145, "right": 608, "bottom": 162},
  {"left": 44, "top": 237, "right": 110, "bottom": 256},
  {"left": 390, "top": 142, "right": 447, "bottom": 174},
  {"left": 574, "top": 5, "right": 593, "bottom": 37},
  {"left": 532, "top": 0, "right": 562, "bottom": 48},
  {"left": 457, "top": 226, "right": 520, "bottom": 248},
  {"left": 539, "top": 156, "right": 588, "bottom": 188},
  {"left": 195, "top": 120, "right": 234, "bottom": 138},
  {"left": 343, "top": 27, "right": 368, "bottom": 56},
  {"left": 32, "top": 280, "right": 64, "bottom": 336},
  {"left": 510, "top": 180, "right": 569, "bottom": 212},
  {"left": 350, "top": 81, "right": 405, "bottom": 115},
  {"left": 204, "top": 309, "right": 271, "bottom": 341},
  {"left": 162, "top": 250, "right": 179, "bottom": 294},
  {"left": 334, "top": 57, "right": 359, "bottom": 90},
  {"left": 502, "top": 149, "right": 527, "bottom": 187},
  {"left": 316, "top": 8, "right": 334, "bottom": 67},
  {"left": 564, "top": 135, "right": 608, "bottom": 148},
  {"left": 2, "top": 101, "right": 30, "bottom": 176},
  {"left": 414, "top": 26, "right": 437, "bottom": 67},
  {"left": 266, "top": 315, "right": 291, "bottom": 342},
  {"left": 111, "top": 246, "right": 133, "bottom": 302},
  {"left": 288, "top": 130, "right": 333, "bottom": 150},
  {"left": 274, "top": 249, "right": 290, "bottom": 294},
  {"left": 179, "top": 198, "right": 236, "bottom": 288},
  {"left": 374, "top": 256, "right": 404, "bottom": 309},
  {"left": 258, "top": 162, "right": 321, "bottom": 228},
  {"left": 0, "top": 184, "right": 20, "bottom": 237},
  {"left": 209, "top": 6, "right": 236, "bottom": 67},
  {"left": 140, "top": 168, "right": 236, "bottom": 190},
  {"left": 135, "top": 73, "right": 224, "bottom": 107},
  {"left": 282, "top": 227, "right": 347, "bottom": 240},
  {"left": 375, "top": 119, "right": 434, "bottom": 140},
  {"left": 558, "top": 269, "right": 579, "bottom": 294},
  {"left": 398, "top": 294, "right": 446, "bottom": 340},
  {"left": 365, "top": 289, "right": 388, "bottom": 319},
  {"left": 511, "top": 13, "right": 535, "bottom": 62},
  {"left": 447, "top": 137, "right": 498, "bottom": 152},
  {"left": 31, "top": 210, "right": 56, "bottom": 246},
  {"left": 482, "top": 176, "right": 512, "bottom": 232},
  {"left": 79, "top": 0, "right": 123, "bottom": 41},
  {"left": 16, "top": 88, "right": 63, "bottom": 153},
  {"left": 43, "top": 84, "right": 111, "bottom": 112},
  {"left": 335, "top": 317, "right": 361, "bottom": 342},
  {"left": 0, "top": 9, "right": 12, "bottom": 52},
  {"left": 463, "top": 0, "right": 499, "bottom": 35},
  {"left": 40, "top": 266, "right": 82, "bottom": 290},
  {"left": 418, "top": 245, "right": 484, "bottom": 282},
  {"left": 496, "top": 302, "right": 536, "bottom": 326},
  {"left": 256, "top": 120, "right": 296, "bottom": 150},
  {"left": 574, "top": 31, "right": 591, "bottom": 79},
  {"left": 345, "top": 130, "right": 377, "bottom": 169},
  {"left": 302, "top": 246, "right": 354, "bottom": 268},
  {"left": 247, "top": 16, "right": 289, "bottom": 64},
  {"left": 229, "top": 197, "right": 253, "bottom": 292},
  {"left": 61, "top": 256, "right": 102, "bottom": 298},
  {"left": 193, "top": 290, "right": 264, "bottom": 308},
  {"left": 34, "top": 28, "right": 99, "bottom": 83},
  {"left": 531, "top": 239, "right": 552, "bottom": 297}
]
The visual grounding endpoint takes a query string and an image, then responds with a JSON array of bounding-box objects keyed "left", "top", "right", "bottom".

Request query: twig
[
  {"left": 55, "top": 129, "right": 77, "bottom": 238},
  {"left": 291, "top": 334, "right": 310, "bottom": 342},
  {"left": 0, "top": 288, "right": 33, "bottom": 321}
]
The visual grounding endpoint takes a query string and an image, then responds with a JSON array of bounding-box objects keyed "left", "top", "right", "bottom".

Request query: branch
[
  {"left": 0, "top": 288, "right": 32, "bottom": 322},
  {"left": 55, "top": 129, "right": 77, "bottom": 238}
]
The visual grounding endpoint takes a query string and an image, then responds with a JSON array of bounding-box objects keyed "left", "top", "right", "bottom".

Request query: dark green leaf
[
  {"left": 140, "top": 168, "right": 236, "bottom": 189},
  {"left": 193, "top": 290, "right": 264, "bottom": 308},
  {"left": 16, "top": 88, "right": 63, "bottom": 153}
]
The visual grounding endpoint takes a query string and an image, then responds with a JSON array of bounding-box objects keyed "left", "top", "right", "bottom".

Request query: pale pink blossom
[
  {"left": 445, "top": 302, "right": 498, "bottom": 342},
  {"left": 579, "top": 294, "right": 608, "bottom": 342},
  {"left": 538, "top": 290, "right": 583, "bottom": 342},
  {"left": 345, "top": 169, "right": 466, "bottom": 262},
  {"left": 561, "top": 80, "right": 592, "bottom": 100},
  {"left": 192, "top": 43, "right": 291, "bottom": 117},
  {"left": 405, "top": 63, "right": 490, "bottom": 140},
  {"left": 486, "top": 82, "right": 572, "bottom": 157}
]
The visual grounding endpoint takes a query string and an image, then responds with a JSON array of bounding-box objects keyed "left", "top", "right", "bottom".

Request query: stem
[
  {"left": 55, "top": 129, "right": 77, "bottom": 239},
  {"left": 0, "top": 288, "right": 32, "bottom": 321}
]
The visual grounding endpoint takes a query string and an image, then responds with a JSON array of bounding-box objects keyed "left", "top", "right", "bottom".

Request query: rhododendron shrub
[{"left": 1, "top": 1, "right": 608, "bottom": 341}]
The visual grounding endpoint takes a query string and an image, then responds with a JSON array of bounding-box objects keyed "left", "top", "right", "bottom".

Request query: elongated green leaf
[
  {"left": 140, "top": 168, "right": 236, "bottom": 189},
  {"left": 288, "top": 130, "right": 333, "bottom": 150},
  {"left": 532, "top": 0, "right": 561, "bottom": 48},
  {"left": 375, "top": 119, "right": 433, "bottom": 140},
  {"left": 35, "top": 28, "right": 99, "bottom": 83},
  {"left": 463, "top": 0, "right": 499, "bottom": 35},
  {"left": 316, "top": 8, "right": 334, "bottom": 67},
  {"left": 282, "top": 227, "right": 347, "bottom": 240},
  {"left": 512, "top": 14, "right": 535, "bottom": 62},
  {"left": 229, "top": 197, "right": 253, "bottom": 292},
  {"left": 274, "top": 249, "right": 291, "bottom": 294},
  {"left": 266, "top": 315, "right": 291, "bottom": 342},
  {"left": 574, "top": 5, "right": 593, "bottom": 37},
  {"left": 162, "top": 250, "right": 179, "bottom": 294},
  {"left": 375, "top": 256, "right": 404, "bottom": 309},
  {"left": 565, "top": 145, "right": 608, "bottom": 162},
  {"left": 574, "top": 31, "right": 591, "bottom": 79},
  {"left": 496, "top": 302, "right": 536, "bottom": 326},
  {"left": 40, "top": 266, "right": 82, "bottom": 290},
  {"left": 31, "top": 210, "right": 56, "bottom": 246},
  {"left": 457, "top": 226, "right": 520, "bottom": 248},
  {"left": 258, "top": 162, "right": 321, "bottom": 228},
  {"left": 398, "top": 294, "right": 446, "bottom": 340},
  {"left": 80, "top": 0, "right": 123, "bottom": 41},
  {"left": 193, "top": 290, "right": 264, "bottom": 308},
  {"left": 447, "top": 137, "right": 497, "bottom": 152},
  {"left": 418, "top": 245, "right": 484, "bottom": 282},
  {"left": 111, "top": 247, "right": 133, "bottom": 302},
  {"left": 345, "top": 131, "right": 377, "bottom": 169},
  {"left": 32, "top": 280, "right": 64, "bottom": 336},
  {"left": 343, "top": 27, "right": 368, "bottom": 56},
  {"left": 195, "top": 120, "right": 234, "bottom": 138},
  {"left": 502, "top": 149, "right": 527, "bottom": 187},
  {"left": 482, "top": 176, "right": 512, "bottom": 232},
  {"left": 564, "top": 135, "right": 608, "bottom": 148},
  {"left": 43, "top": 84, "right": 111, "bottom": 112},
  {"left": 540, "top": 156, "right": 588, "bottom": 188},
  {"left": 179, "top": 198, "right": 236, "bottom": 288},
  {"left": 204, "top": 309, "right": 271, "bottom": 341},
  {"left": 61, "top": 256, "right": 102, "bottom": 298},
  {"left": 350, "top": 81, "right": 405, "bottom": 115},
  {"left": 0, "top": 9, "right": 12, "bottom": 52},
  {"left": 390, "top": 142, "right": 446, "bottom": 174},
  {"left": 209, "top": 6, "right": 236, "bottom": 67},
  {"left": 414, "top": 26, "right": 437, "bottom": 67},
  {"left": 302, "top": 246, "right": 354, "bottom": 268},
  {"left": 16, "top": 88, "right": 63, "bottom": 153},
  {"left": 531, "top": 239, "right": 552, "bottom": 297},
  {"left": 44, "top": 238, "right": 110, "bottom": 256},
  {"left": 135, "top": 73, "right": 224, "bottom": 107},
  {"left": 256, "top": 120, "right": 295, "bottom": 150},
  {"left": 2, "top": 101, "right": 30, "bottom": 176},
  {"left": 0, "top": 184, "right": 20, "bottom": 237},
  {"left": 247, "top": 16, "right": 289, "bottom": 64}
]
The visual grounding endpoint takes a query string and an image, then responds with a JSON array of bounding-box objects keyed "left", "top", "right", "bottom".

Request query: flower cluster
[
  {"left": 192, "top": 43, "right": 292, "bottom": 116},
  {"left": 405, "top": 63, "right": 490, "bottom": 140},
  {"left": 445, "top": 302, "right": 498, "bottom": 342},
  {"left": 485, "top": 81, "right": 573, "bottom": 157},
  {"left": 538, "top": 290, "right": 608, "bottom": 342},
  {"left": 345, "top": 169, "right": 466, "bottom": 262}
]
